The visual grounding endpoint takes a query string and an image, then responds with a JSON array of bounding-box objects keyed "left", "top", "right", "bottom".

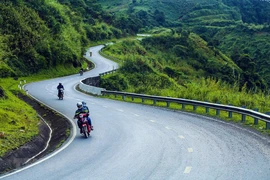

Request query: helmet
[
  {"left": 82, "top": 101, "right": 86, "bottom": 106},
  {"left": 77, "top": 102, "right": 82, "bottom": 109},
  {"left": 59, "top": 83, "right": 62, "bottom": 85}
]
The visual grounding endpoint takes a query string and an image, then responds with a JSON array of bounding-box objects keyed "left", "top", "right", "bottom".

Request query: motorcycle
[
  {"left": 58, "top": 88, "right": 64, "bottom": 100},
  {"left": 79, "top": 69, "right": 83, "bottom": 76},
  {"left": 78, "top": 113, "right": 91, "bottom": 138}
]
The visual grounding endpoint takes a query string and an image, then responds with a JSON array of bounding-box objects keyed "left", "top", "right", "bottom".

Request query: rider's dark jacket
[{"left": 57, "top": 84, "right": 64, "bottom": 96}]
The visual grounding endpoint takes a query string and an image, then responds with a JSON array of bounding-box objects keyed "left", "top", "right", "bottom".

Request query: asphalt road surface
[{"left": 1, "top": 45, "right": 270, "bottom": 180}]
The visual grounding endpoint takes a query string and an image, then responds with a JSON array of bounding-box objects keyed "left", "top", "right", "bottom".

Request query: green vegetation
[
  {"left": 99, "top": 0, "right": 270, "bottom": 87},
  {"left": 0, "top": 0, "right": 121, "bottom": 157},
  {"left": 0, "top": 61, "right": 89, "bottom": 156},
  {"left": 1, "top": 0, "right": 270, "bottom": 157},
  {"left": 103, "top": 94, "right": 269, "bottom": 134},
  {"left": 100, "top": 34, "right": 270, "bottom": 128},
  {"left": 0, "top": 79, "right": 39, "bottom": 156}
]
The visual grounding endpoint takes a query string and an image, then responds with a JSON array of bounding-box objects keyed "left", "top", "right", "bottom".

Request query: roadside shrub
[{"left": 100, "top": 74, "right": 129, "bottom": 91}]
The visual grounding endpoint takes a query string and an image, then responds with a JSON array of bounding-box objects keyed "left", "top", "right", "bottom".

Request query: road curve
[{"left": 1, "top": 45, "right": 270, "bottom": 180}]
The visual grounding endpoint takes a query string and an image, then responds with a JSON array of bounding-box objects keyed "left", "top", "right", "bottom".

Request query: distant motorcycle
[
  {"left": 79, "top": 69, "right": 83, "bottom": 76},
  {"left": 78, "top": 113, "right": 91, "bottom": 138},
  {"left": 58, "top": 88, "right": 64, "bottom": 100}
]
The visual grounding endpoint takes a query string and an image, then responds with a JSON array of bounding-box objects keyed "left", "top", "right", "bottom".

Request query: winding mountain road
[{"left": 1, "top": 45, "right": 270, "bottom": 180}]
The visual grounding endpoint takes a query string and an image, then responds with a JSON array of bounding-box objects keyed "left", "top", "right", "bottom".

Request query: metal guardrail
[
  {"left": 97, "top": 51, "right": 270, "bottom": 130},
  {"left": 101, "top": 90, "right": 270, "bottom": 129},
  {"left": 99, "top": 69, "right": 117, "bottom": 76}
]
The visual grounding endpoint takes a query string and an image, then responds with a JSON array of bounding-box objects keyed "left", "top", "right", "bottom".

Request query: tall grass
[
  {"left": 0, "top": 62, "right": 88, "bottom": 157},
  {"left": 0, "top": 78, "right": 39, "bottom": 156},
  {"left": 134, "top": 77, "right": 270, "bottom": 113}
]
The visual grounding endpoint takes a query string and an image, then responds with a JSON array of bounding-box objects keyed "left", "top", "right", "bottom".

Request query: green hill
[
  {"left": 101, "top": 31, "right": 268, "bottom": 93},
  {"left": 98, "top": 0, "right": 270, "bottom": 86},
  {"left": 0, "top": 0, "right": 123, "bottom": 157},
  {"left": 98, "top": 0, "right": 270, "bottom": 25},
  {"left": 1, "top": 0, "right": 270, "bottom": 159}
]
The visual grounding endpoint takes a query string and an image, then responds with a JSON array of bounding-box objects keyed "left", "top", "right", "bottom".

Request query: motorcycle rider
[
  {"left": 57, "top": 83, "right": 64, "bottom": 97},
  {"left": 82, "top": 101, "right": 93, "bottom": 130},
  {"left": 74, "top": 102, "right": 88, "bottom": 133},
  {"left": 79, "top": 68, "right": 83, "bottom": 76}
]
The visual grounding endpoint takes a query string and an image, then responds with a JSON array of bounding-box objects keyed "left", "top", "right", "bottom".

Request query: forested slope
[
  {"left": 0, "top": 0, "right": 123, "bottom": 77},
  {"left": 1, "top": 0, "right": 270, "bottom": 160},
  {"left": 98, "top": 0, "right": 270, "bottom": 86},
  {"left": 0, "top": 0, "right": 123, "bottom": 158}
]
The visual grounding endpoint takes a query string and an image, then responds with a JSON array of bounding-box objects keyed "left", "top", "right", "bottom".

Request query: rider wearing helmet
[
  {"left": 82, "top": 101, "right": 93, "bottom": 130},
  {"left": 74, "top": 102, "right": 86, "bottom": 133},
  {"left": 57, "top": 83, "right": 64, "bottom": 97}
]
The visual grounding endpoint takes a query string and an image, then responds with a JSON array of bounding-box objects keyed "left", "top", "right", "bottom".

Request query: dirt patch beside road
[{"left": 0, "top": 94, "right": 72, "bottom": 174}]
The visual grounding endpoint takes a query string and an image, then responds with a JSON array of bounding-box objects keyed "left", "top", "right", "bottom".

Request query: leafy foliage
[
  {"left": 100, "top": 73, "right": 129, "bottom": 91},
  {"left": 99, "top": 0, "right": 270, "bottom": 86},
  {"left": 101, "top": 31, "right": 268, "bottom": 96},
  {"left": 0, "top": 0, "right": 124, "bottom": 77},
  {"left": 1, "top": 0, "right": 270, "bottom": 157},
  {"left": 0, "top": 79, "right": 39, "bottom": 156},
  {"left": 101, "top": 37, "right": 270, "bottom": 117},
  {"left": 0, "top": 0, "right": 124, "bottom": 157}
]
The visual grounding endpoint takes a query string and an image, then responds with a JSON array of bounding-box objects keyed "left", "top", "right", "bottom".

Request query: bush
[{"left": 100, "top": 74, "right": 129, "bottom": 91}]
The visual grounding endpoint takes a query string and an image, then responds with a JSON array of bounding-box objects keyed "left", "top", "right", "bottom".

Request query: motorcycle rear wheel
[
  {"left": 83, "top": 126, "right": 89, "bottom": 138},
  {"left": 59, "top": 94, "right": 63, "bottom": 100}
]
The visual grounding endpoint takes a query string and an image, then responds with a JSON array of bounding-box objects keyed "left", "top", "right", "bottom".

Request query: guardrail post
[
  {"left": 254, "top": 108, "right": 259, "bottom": 125},
  {"left": 193, "top": 105, "right": 197, "bottom": 111},
  {"left": 216, "top": 109, "right": 220, "bottom": 116},
  {"left": 153, "top": 100, "right": 156, "bottom": 105},
  {"left": 228, "top": 111, "right": 232, "bottom": 118},
  {"left": 182, "top": 104, "right": 185, "bottom": 110},
  {"left": 206, "top": 107, "right": 209, "bottom": 114},
  {"left": 115, "top": 94, "right": 117, "bottom": 98},
  {"left": 241, "top": 106, "right": 246, "bottom": 123},
  {"left": 132, "top": 96, "right": 134, "bottom": 101},
  {"left": 122, "top": 95, "right": 126, "bottom": 101},
  {"left": 216, "top": 102, "right": 220, "bottom": 116},
  {"left": 167, "top": 101, "right": 170, "bottom": 107},
  {"left": 228, "top": 104, "right": 232, "bottom": 118},
  {"left": 265, "top": 112, "right": 270, "bottom": 129},
  {"left": 142, "top": 98, "right": 144, "bottom": 103}
]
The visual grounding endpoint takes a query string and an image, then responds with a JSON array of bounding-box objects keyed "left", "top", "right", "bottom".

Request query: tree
[
  {"left": 154, "top": 10, "right": 165, "bottom": 24},
  {"left": 234, "top": 54, "right": 267, "bottom": 91}
]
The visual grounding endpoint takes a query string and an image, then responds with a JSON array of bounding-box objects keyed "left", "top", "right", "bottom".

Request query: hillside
[
  {"left": 101, "top": 31, "right": 267, "bottom": 93},
  {"left": 98, "top": 0, "right": 270, "bottom": 86},
  {"left": 0, "top": 0, "right": 124, "bottom": 158},
  {"left": 0, "top": 0, "right": 123, "bottom": 77},
  {"left": 1, "top": 0, "right": 270, "bottom": 160},
  {"left": 98, "top": 0, "right": 270, "bottom": 25}
]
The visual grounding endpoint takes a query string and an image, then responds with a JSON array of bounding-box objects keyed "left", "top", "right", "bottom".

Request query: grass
[
  {"left": 0, "top": 59, "right": 93, "bottom": 157},
  {"left": 97, "top": 34, "right": 270, "bottom": 137},
  {"left": 0, "top": 81, "right": 40, "bottom": 156},
  {"left": 102, "top": 93, "right": 270, "bottom": 135}
]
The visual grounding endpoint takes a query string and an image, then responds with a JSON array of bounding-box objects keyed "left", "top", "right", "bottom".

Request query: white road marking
[
  {"left": 165, "top": 127, "right": 171, "bottom": 130},
  {"left": 178, "top": 135, "right": 185, "bottom": 139},
  {"left": 117, "top": 109, "right": 124, "bottom": 112},
  {"left": 184, "top": 166, "right": 192, "bottom": 174},
  {"left": 45, "top": 84, "right": 51, "bottom": 91},
  {"left": 133, "top": 113, "right": 140, "bottom": 116},
  {"left": 188, "top": 148, "right": 193, "bottom": 153},
  {"left": 0, "top": 95, "right": 77, "bottom": 179},
  {"left": 150, "top": 120, "right": 155, "bottom": 123},
  {"left": 103, "top": 106, "right": 108, "bottom": 108}
]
